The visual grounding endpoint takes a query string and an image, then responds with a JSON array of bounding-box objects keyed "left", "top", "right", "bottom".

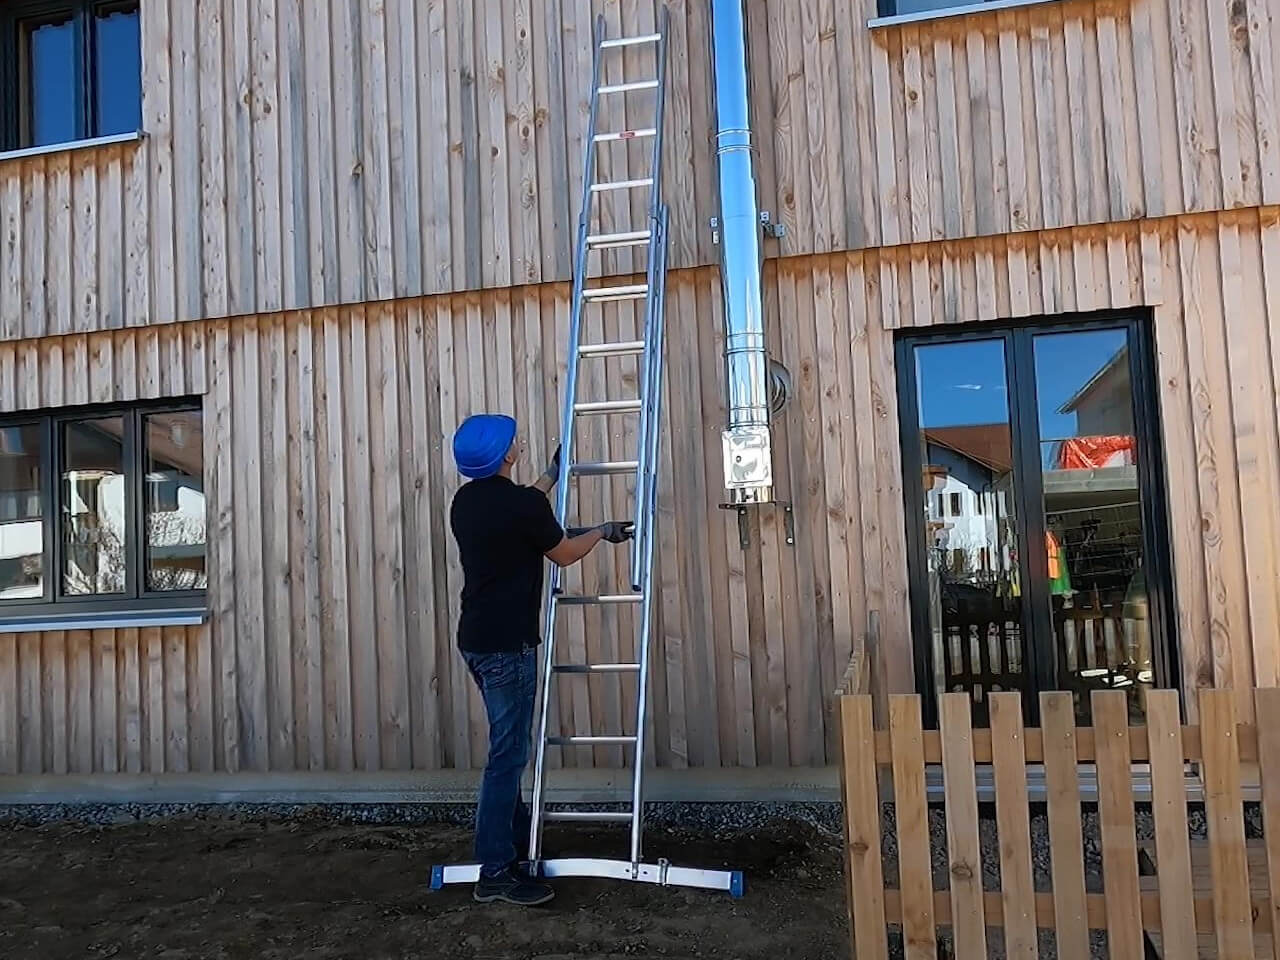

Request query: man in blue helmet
[{"left": 450, "top": 413, "right": 632, "bottom": 906}]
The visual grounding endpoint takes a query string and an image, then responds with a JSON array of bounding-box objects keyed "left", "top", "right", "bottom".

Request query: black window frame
[
  {"left": 895, "top": 310, "right": 1180, "bottom": 728},
  {"left": 0, "top": 0, "right": 141, "bottom": 152},
  {"left": 0, "top": 397, "right": 206, "bottom": 621}
]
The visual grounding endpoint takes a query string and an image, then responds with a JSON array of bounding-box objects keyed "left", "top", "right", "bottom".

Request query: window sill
[
  {"left": 0, "top": 605, "right": 206, "bottom": 634},
  {"left": 869, "top": 0, "right": 1059, "bottom": 28},
  {"left": 0, "top": 130, "right": 145, "bottom": 164}
]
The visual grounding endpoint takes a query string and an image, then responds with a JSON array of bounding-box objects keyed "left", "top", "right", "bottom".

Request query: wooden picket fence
[{"left": 838, "top": 688, "right": 1280, "bottom": 960}]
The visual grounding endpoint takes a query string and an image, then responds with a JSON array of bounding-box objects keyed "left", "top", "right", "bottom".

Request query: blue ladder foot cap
[
  {"left": 429, "top": 865, "right": 445, "bottom": 890},
  {"left": 730, "top": 871, "right": 745, "bottom": 898}
]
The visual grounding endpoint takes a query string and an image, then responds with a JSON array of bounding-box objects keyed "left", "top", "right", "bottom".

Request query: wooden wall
[
  {"left": 1, "top": 0, "right": 1276, "bottom": 338},
  {"left": 0, "top": 209, "right": 1276, "bottom": 774}
]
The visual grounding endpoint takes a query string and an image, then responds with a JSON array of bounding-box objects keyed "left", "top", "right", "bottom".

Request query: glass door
[{"left": 898, "top": 316, "right": 1176, "bottom": 727}]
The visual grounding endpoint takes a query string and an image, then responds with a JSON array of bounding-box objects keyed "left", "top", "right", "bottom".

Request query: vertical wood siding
[
  {"left": 1, "top": 0, "right": 1277, "bottom": 337},
  {"left": 0, "top": 210, "right": 1276, "bottom": 771}
]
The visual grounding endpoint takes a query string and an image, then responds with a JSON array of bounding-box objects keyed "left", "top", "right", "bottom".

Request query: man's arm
[{"left": 544, "top": 527, "right": 605, "bottom": 567}]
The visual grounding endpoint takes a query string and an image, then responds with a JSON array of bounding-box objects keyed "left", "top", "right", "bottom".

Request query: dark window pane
[
  {"left": 914, "top": 339, "right": 1023, "bottom": 723},
  {"left": 0, "top": 424, "right": 44, "bottom": 600},
  {"left": 61, "top": 417, "right": 126, "bottom": 596},
  {"left": 1033, "top": 329, "right": 1150, "bottom": 724},
  {"left": 144, "top": 411, "right": 205, "bottom": 592},
  {"left": 94, "top": 5, "right": 141, "bottom": 136},
  {"left": 22, "top": 16, "right": 77, "bottom": 147}
]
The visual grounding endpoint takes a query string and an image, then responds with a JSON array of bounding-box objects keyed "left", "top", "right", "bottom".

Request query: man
[{"left": 449, "top": 413, "right": 632, "bottom": 907}]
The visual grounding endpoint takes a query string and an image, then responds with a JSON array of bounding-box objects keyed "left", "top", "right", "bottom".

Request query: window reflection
[
  {"left": 1034, "top": 330, "right": 1150, "bottom": 723},
  {"left": 62, "top": 418, "right": 126, "bottom": 596},
  {"left": 0, "top": 425, "right": 44, "bottom": 600},
  {"left": 23, "top": 16, "right": 76, "bottom": 147},
  {"left": 143, "top": 411, "right": 206, "bottom": 592},
  {"left": 915, "top": 339, "right": 1023, "bottom": 724},
  {"left": 94, "top": 5, "right": 142, "bottom": 136}
]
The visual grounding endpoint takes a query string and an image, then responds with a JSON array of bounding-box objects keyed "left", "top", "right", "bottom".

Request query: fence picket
[
  {"left": 1256, "top": 688, "right": 1280, "bottom": 960},
  {"left": 839, "top": 693, "right": 888, "bottom": 960},
  {"left": 939, "top": 692, "right": 987, "bottom": 960},
  {"left": 989, "top": 692, "right": 1037, "bottom": 960},
  {"left": 1040, "top": 691, "right": 1091, "bottom": 960},
  {"left": 1200, "top": 688, "right": 1255, "bottom": 960},
  {"left": 1092, "top": 690, "right": 1145, "bottom": 960},
  {"left": 888, "top": 694, "right": 936, "bottom": 960},
  {"left": 1147, "top": 689, "right": 1198, "bottom": 960}
]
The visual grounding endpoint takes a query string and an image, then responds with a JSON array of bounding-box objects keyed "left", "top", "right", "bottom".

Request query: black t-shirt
[{"left": 449, "top": 476, "right": 566, "bottom": 653}]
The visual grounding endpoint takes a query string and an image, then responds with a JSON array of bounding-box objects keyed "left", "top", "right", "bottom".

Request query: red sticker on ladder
[{"left": 619, "top": 130, "right": 636, "bottom": 140}]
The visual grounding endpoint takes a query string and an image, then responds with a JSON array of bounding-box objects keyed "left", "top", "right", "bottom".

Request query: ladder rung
[
  {"left": 552, "top": 662, "right": 641, "bottom": 674},
  {"left": 578, "top": 340, "right": 645, "bottom": 358},
  {"left": 544, "top": 811, "right": 634, "bottom": 823},
  {"left": 599, "top": 79, "right": 659, "bottom": 94},
  {"left": 570, "top": 460, "right": 639, "bottom": 476},
  {"left": 582, "top": 283, "right": 648, "bottom": 302},
  {"left": 594, "top": 128, "right": 657, "bottom": 143},
  {"left": 574, "top": 399, "right": 642, "bottom": 415},
  {"left": 600, "top": 33, "right": 660, "bottom": 49},
  {"left": 556, "top": 593, "right": 644, "bottom": 605},
  {"left": 590, "top": 178, "right": 654, "bottom": 194},
  {"left": 587, "top": 230, "right": 652, "bottom": 249},
  {"left": 548, "top": 735, "right": 638, "bottom": 746}
]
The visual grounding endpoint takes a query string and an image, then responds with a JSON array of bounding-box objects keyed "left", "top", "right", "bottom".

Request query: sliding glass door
[{"left": 896, "top": 315, "right": 1176, "bottom": 726}]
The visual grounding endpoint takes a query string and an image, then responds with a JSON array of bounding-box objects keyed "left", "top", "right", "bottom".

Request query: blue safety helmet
[{"left": 452, "top": 414, "right": 517, "bottom": 479}]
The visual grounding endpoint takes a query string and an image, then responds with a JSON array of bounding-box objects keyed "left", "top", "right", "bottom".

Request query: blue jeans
[{"left": 462, "top": 648, "right": 537, "bottom": 878}]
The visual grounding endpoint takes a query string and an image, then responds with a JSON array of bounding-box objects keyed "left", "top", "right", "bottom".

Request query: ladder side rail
[
  {"left": 529, "top": 11, "right": 608, "bottom": 867},
  {"left": 628, "top": 203, "right": 670, "bottom": 867},
  {"left": 630, "top": 12, "right": 671, "bottom": 583}
]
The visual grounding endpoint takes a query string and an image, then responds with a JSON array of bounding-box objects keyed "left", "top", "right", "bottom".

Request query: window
[
  {"left": 0, "top": 400, "right": 204, "bottom": 621},
  {"left": 896, "top": 315, "right": 1176, "bottom": 727},
  {"left": 950, "top": 492, "right": 963, "bottom": 517},
  {"left": 0, "top": 1, "right": 141, "bottom": 151},
  {"left": 874, "top": 0, "right": 1025, "bottom": 22}
]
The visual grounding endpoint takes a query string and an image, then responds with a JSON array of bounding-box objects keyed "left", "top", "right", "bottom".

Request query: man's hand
[
  {"left": 542, "top": 443, "right": 561, "bottom": 483},
  {"left": 598, "top": 521, "right": 634, "bottom": 544},
  {"left": 533, "top": 443, "right": 562, "bottom": 495}
]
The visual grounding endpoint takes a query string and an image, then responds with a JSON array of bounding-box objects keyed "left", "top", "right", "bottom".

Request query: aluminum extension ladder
[{"left": 433, "top": 7, "right": 743, "bottom": 898}]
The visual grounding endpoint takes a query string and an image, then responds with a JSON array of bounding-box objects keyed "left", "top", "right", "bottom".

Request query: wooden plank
[
  {"left": 95, "top": 148, "right": 123, "bottom": 330},
  {"left": 1042, "top": 690, "right": 1090, "bottom": 960},
  {"left": 302, "top": 0, "right": 338, "bottom": 304},
  {"left": 1146, "top": 689, "right": 1198, "bottom": 960},
  {"left": 262, "top": 316, "right": 294, "bottom": 769},
  {"left": 0, "top": 633, "right": 16, "bottom": 774},
  {"left": 882, "top": 887, "right": 1272, "bottom": 935},
  {"left": 170, "top": 0, "right": 201, "bottom": 320},
  {"left": 20, "top": 157, "right": 47, "bottom": 341},
  {"left": 988, "top": 692, "right": 1036, "bottom": 960},
  {"left": 1255, "top": 688, "right": 1280, "bottom": 960},
  {"left": 888, "top": 695, "right": 935, "bottom": 960},
  {"left": 145, "top": 0, "right": 176, "bottom": 323},
  {"left": 68, "top": 630, "right": 93, "bottom": 774},
  {"left": 1245, "top": 0, "right": 1279, "bottom": 203},
  {"left": 94, "top": 630, "right": 117, "bottom": 773},
  {"left": 142, "top": 626, "right": 165, "bottom": 773},
  {"left": 839, "top": 696, "right": 887, "bottom": 960},
  {"left": 163, "top": 627, "right": 188, "bottom": 773},
  {"left": 276, "top": 0, "right": 308, "bottom": 306},
  {"left": 119, "top": 628, "right": 142, "bottom": 775},
  {"left": 1200, "top": 687, "right": 1256, "bottom": 960},
  {"left": 197, "top": 0, "right": 228, "bottom": 318},
  {"left": 1091, "top": 690, "right": 1144, "bottom": 960},
  {"left": 43, "top": 632, "right": 67, "bottom": 774},
  {"left": 370, "top": 306, "right": 411, "bottom": 769},
  {"left": 17, "top": 634, "right": 41, "bottom": 774},
  {"left": 939, "top": 692, "right": 986, "bottom": 959}
]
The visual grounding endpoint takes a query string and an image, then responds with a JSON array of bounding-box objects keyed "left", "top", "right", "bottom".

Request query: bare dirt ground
[{"left": 0, "top": 813, "right": 848, "bottom": 960}]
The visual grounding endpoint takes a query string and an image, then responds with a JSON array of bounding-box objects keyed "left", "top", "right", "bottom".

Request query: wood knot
[
  {"left": 849, "top": 840, "right": 870, "bottom": 855},
  {"left": 950, "top": 861, "right": 973, "bottom": 880}
]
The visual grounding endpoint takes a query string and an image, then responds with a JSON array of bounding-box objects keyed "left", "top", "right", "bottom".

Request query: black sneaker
[{"left": 472, "top": 868, "right": 555, "bottom": 906}]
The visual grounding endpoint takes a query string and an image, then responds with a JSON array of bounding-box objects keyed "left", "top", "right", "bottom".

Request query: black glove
[
  {"left": 598, "top": 521, "right": 634, "bottom": 544},
  {"left": 541, "top": 443, "right": 562, "bottom": 484}
]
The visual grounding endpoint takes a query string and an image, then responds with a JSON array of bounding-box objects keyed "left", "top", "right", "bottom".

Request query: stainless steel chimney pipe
[{"left": 710, "top": 0, "right": 774, "bottom": 505}]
